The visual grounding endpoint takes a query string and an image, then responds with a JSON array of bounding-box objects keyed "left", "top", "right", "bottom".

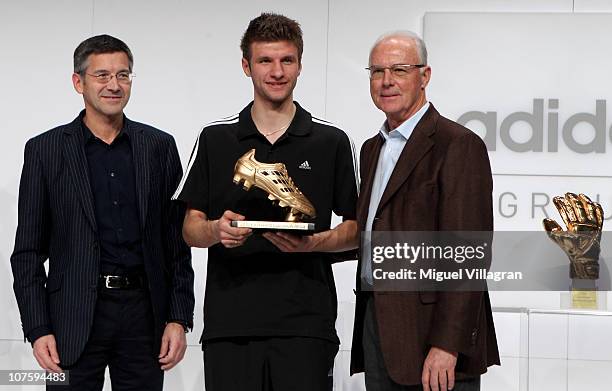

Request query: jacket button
[
  {"left": 373, "top": 217, "right": 380, "bottom": 229},
  {"left": 471, "top": 329, "right": 478, "bottom": 344}
]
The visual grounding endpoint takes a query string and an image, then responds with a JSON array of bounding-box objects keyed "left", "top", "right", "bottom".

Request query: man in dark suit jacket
[
  {"left": 10, "top": 35, "right": 194, "bottom": 390},
  {"left": 350, "top": 32, "right": 500, "bottom": 390}
]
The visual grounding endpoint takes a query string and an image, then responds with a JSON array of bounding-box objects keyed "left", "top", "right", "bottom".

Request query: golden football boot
[{"left": 233, "top": 149, "right": 316, "bottom": 221}]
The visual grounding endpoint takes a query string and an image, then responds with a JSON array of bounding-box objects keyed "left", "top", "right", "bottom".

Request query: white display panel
[{"left": 424, "top": 12, "right": 612, "bottom": 231}]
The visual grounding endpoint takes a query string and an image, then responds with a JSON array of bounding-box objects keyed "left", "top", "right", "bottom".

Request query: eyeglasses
[
  {"left": 365, "top": 64, "right": 425, "bottom": 80},
  {"left": 85, "top": 71, "right": 134, "bottom": 84}
]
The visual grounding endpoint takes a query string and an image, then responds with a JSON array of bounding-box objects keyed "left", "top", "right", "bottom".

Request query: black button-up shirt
[
  {"left": 82, "top": 118, "right": 144, "bottom": 271},
  {"left": 26, "top": 117, "right": 147, "bottom": 343}
]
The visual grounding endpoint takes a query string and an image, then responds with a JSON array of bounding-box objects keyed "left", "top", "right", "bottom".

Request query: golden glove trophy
[
  {"left": 230, "top": 149, "right": 316, "bottom": 231},
  {"left": 543, "top": 192, "right": 603, "bottom": 309}
]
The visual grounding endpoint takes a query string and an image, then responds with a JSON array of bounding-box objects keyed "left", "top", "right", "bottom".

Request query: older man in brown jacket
[{"left": 350, "top": 31, "right": 500, "bottom": 391}]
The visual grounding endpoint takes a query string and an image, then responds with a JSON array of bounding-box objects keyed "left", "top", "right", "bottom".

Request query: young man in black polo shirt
[{"left": 172, "top": 12, "right": 358, "bottom": 391}]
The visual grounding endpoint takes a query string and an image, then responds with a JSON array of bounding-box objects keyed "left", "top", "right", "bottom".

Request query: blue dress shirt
[{"left": 361, "top": 102, "right": 430, "bottom": 286}]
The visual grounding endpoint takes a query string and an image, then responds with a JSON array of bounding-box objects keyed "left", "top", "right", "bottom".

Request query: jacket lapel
[
  {"left": 62, "top": 116, "right": 97, "bottom": 232},
  {"left": 357, "top": 136, "right": 383, "bottom": 230},
  {"left": 375, "top": 105, "right": 439, "bottom": 215},
  {"left": 127, "top": 119, "right": 150, "bottom": 228}
]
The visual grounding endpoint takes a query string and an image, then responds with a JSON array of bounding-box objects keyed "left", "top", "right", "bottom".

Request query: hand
[
  {"left": 543, "top": 192, "right": 603, "bottom": 279},
  {"left": 214, "top": 210, "right": 252, "bottom": 248},
  {"left": 158, "top": 323, "right": 187, "bottom": 371},
  {"left": 262, "top": 232, "right": 319, "bottom": 252},
  {"left": 422, "top": 346, "right": 457, "bottom": 391},
  {"left": 32, "top": 334, "right": 62, "bottom": 373}
]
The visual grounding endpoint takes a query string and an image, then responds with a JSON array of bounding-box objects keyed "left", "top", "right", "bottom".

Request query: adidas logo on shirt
[{"left": 299, "top": 161, "right": 311, "bottom": 170}]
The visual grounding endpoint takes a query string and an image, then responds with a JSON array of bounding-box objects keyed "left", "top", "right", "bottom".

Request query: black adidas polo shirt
[{"left": 173, "top": 101, "right": 357, "bottom": 344}]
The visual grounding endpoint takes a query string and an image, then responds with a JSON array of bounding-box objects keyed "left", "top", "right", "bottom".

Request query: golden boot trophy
[{"left": 231, "top": 149, "right": 316, "bottom": 231}]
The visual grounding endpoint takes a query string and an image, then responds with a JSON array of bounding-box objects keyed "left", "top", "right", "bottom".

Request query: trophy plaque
[
  {"left": 230, "top": 149, "right": 315, "bottom": 232},
  {"left": 543, "top": 192, "right": 603, "bottom": 310}
]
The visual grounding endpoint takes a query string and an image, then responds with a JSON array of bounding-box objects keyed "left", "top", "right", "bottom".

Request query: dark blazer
[
  {"left": 350, "top": 104, "right": 500, "bottom": 385},
  {"left": 11, "top": 113, "right": 195, "bottom": 366}
]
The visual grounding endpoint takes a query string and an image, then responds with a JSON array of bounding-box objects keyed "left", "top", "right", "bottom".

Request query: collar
[
  {"left": 237, "top": 101, "right": 312, "bottom": 140},
  {"left": 78, "top": 109, "right": 130, "bottom": 144},
  {"left": 378, "top": 101, "right": 430, "bottom": 142}
]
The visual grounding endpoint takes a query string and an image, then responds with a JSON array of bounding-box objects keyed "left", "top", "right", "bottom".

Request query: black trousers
[
  {"left": 47, "top": 286, "right": 163, "bottom": 391},
  {"left": 363, "top": 297, "right": 480, "bottom": 391},
  {"left": 203, "top": 336, "right": 338, "bottom": 391}
]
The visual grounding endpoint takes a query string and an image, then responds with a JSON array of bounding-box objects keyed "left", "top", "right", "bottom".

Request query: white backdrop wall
[{"left": 2, "top": 1, "right": 612, "bottom": 390}]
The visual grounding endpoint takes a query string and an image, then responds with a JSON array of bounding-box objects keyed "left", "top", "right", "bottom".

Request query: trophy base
[
  {"left": 560, "top": 279, "right": 607, "bottom": 310},
  {"left": 560, "top": 291, "right": 607, "bottom": 310},
  {"left": 231, "top": 220, "right": 315, "bottom": 232}
]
